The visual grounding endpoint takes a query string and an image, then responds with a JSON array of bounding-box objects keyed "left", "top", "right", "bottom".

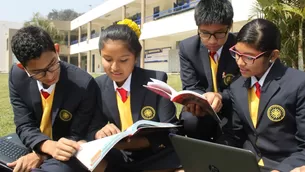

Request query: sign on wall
[{"left": 144, "top": 47, "right": 171, "bottom": 63}]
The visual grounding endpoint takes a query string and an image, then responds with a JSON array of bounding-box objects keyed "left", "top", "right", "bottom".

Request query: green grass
[
  {"left": 0, "top": 73, "right": 182, "bottom": 137},
  {"left": 0, "top": 73, "right": 15, "bottom": 137}
]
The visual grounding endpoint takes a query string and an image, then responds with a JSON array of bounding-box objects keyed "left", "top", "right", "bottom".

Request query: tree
[
  {"left": 252, "top": 0, "right": 305, "bottom": 70},
  {"left": 24, "top": 12, "right": 64, "bottom": 44},
  {"left": 47, "top": 9, "right": 80, "bottom": 21},
  {"left": 281, "top": 3, "right": 305, "bottom": 71}
]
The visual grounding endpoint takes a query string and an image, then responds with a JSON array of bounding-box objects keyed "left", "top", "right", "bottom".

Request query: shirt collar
[
  {"left": 37, "top": 81, "right": 56, "bottom": 94},
  {"left": 251, "top": 62, "right": 274, "bottom": 87},
  {"left": 113, "top": 73, "right": 132, "bottom": 92},
  {"left": 208, "top": 46, "right": 223, "bottom": 59}
]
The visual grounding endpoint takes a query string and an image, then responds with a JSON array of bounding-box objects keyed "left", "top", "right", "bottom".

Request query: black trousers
[{"left": 31, "top": 157, "right": 88, "bottom": 172}]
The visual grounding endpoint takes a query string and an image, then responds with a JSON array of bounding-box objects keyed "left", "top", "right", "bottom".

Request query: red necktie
[
  {"left": 117, "top": 88, "right": 128, "bottom": 103},
  {"left": 255, "top": 82, "right": 261, "bottom": 98},
  {"left": 41, "top": 90, "right": 50, "bottom": 99},
  {"left": 210, "top": 51, "right": 217, "bottom": 63}
]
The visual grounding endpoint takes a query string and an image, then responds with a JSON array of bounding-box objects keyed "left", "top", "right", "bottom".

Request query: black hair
[
  {"left": 11, "top": 25, "right": 56, "bottom": 67},
  {"left": 194, "top": 0, "right": 234, "bottom": 26},
  {"left": 98, "top": 24, "right": 142, "bottom": 58},
  {"left": 236, "top": 18, "right": 281, "bottom": 53}
]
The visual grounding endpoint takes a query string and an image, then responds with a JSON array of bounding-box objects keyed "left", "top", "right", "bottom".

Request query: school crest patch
[
  {"left": 223, "top": 73, "right": 234, "bottom": 86},
  {"left": 267, "top": 105, "right": 285, "bottom": 122},
  {"left": 141, "top": 106, "right": 155, "bottom": 120},
  {"left": 59, "top": 109, "right": 72, "bottom": 122}
]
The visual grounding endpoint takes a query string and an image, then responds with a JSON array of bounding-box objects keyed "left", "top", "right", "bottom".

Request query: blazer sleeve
[
  {"left": 275, "top": 80, "right": 305, "bottom": 171},
  {"left": 9, "top": 66, "right": 49, "bottom": 150},
  {"left": 67, "top": 78, "right": 100, "bottom": 142},
  {"left": 179, "top": 41, "right": 205, "bottom": 95},
  {"left": 145, "top": 72, "right": 178, "bottom": 152},
  {"left": 86, "top": 88, "right": 108, "bottom": 141},
  {"left": 217, "top": 88, "right": 247, "bottom": 147}
]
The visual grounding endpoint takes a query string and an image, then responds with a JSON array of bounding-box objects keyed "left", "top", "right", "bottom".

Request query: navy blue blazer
[
  {"left": 219, "top": 59, "right": 305, "bottom": 171},
  {"left": 179, "top": 33, "right": 239, "bottom": 101},
  {"left": 88, "top": 67, "right": 178, "bottom": 154},
  {"left": 9, "top": 61, "right": 98, "bottom": 152}
]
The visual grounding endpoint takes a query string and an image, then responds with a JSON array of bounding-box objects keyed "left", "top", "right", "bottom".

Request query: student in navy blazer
[
  {"left": 218, "top": 19, "right": 305, "bottom": 172},
  {"left": 8, "top": 26, "right": 98, "bottom": 172},
  {"left": 87, "top": 19, "right": 182, "bottom": 172},
  {"left": 178, "top": 0, "right": 239, "bottom": 141}
]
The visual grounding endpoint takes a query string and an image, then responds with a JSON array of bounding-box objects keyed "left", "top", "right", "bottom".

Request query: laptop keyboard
[{"left": 0, "top": 139, "right": 29, "bottom": 160}]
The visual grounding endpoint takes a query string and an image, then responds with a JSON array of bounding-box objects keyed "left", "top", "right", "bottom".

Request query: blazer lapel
[
  {"left": 104, "top": 78, "right": 121, "bottom": 128},
  {"left": 51, "top": 65, "right": 65, "bottom": 124},
  {"left": 217, "top": 48, "right": 228, "bottom": 84},
  {"left": 239, "top": 78, "right": 256, "bottom": 130},
  {"left": 30, "top": 79, "right": 43, "bottom": 122},
  {"left": 256, "top": 60, "right": 283, "bottom": 127},
  {"left": 130, "top": 67, "right": 146, "bottom": 122},
  {"left": 199, "top": 45, "right": 213, "bottom": 91}
]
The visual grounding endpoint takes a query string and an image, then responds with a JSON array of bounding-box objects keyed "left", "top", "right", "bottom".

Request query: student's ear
[{"left": 269, "top": 49, "right": 280, "bottom": 63}]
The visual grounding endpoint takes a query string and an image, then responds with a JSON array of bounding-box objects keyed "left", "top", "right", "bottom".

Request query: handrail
[
  {"left": 145, "top": 0, "right": 199, "bottom": 22},
  {"left": 132, "top": 0, "right": 199, "bottom": 24}
]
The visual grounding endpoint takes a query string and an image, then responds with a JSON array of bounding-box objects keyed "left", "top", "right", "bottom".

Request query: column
[
  {"left": 87, "top": 50, "right": 91, "bottom": 73},
  {"left": 122, "top": 5, "right": 126, "bottom": 19},
  {"left": 78, "top": 27, "right": 81, "bottom": 43},
  {"left": 67, "top": 54, "right": 71, "bottom": 64},
  {"left": 78, "top": 53, "right": 81, "bottom": 68},
  {"left": 140, "top": 0, "right": 146, "bottom": 68},
  {"left": 87, "top": 22, "right": 91, "bottom": 42},
  {"left": 68, "top": 30, "right": 71, "bottom": 47}
]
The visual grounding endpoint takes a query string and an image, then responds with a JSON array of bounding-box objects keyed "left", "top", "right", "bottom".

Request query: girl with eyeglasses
[{"left": 219, "top": 18, "right": 305, "bottom": 172}]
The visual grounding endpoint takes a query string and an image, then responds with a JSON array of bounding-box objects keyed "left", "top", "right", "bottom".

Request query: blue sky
[{"left": 0, "top": 0, "right": 105, "bottom": 23}]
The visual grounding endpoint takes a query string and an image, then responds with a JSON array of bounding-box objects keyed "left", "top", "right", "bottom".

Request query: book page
[
  {"left": 126, "top": 120, "right": 181, "bottom": 138},
  {"left": 75, "top": 132, "right": 130, "bottom": 171},
  {"left": 131, "top": 120, "right": 179, "bottom": 130},
  {"left": 172, "top": 92, "right": 221, "bottom": 123},
  {"left": 143, "top": 85, "right": 172, "bottom": 99},
  {"left": 148, "top": 78, "right": 177, "bottom": 95}
]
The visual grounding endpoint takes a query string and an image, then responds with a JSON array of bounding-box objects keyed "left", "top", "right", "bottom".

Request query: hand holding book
[
  {"left": 185, "top": 92, "right": 223, "bottom": 116},
  {"left": 75, "top": 120, "right": 181, "bottom": 171},
  {"left": 143, "top": 78, "right": 222, "bottom": 123}
]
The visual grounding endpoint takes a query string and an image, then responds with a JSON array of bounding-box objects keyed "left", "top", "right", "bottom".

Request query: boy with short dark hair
[
  {"left": 7, "top": 25, "right": 98, "bottom": 172},
  {"left": 179, "top": 0, "right": 240, "bottom": 140}
]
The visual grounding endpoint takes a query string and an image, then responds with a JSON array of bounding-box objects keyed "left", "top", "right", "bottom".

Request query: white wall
[
  {"left": 140, "top": 10, "right": 197, "bottom": 40},
  {"left": 71, "top": 0, "right": 135, "bottom": 30},
  {"left": 0, "top": 21, "right": 23, "bottom": 73},
  {"left": 145, "top": 0, "right": 175, "bottom": 19},
  {"left": 70, "top": 37, "right": 99, "bottom": 54},
  {"left": 232, "top": 0, "right": 257, "bottom": 22}
]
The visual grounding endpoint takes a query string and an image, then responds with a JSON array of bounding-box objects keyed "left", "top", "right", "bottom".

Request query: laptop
[
  {"left": 170, "top": 134, "right": 261, "bottom": 172},
  {"left": 0, "top": 133, "right": 31, "bottom": 171}
]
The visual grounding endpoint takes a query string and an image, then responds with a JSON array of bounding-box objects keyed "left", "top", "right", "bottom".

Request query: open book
[
  {"left": 143, "top": 78, "right": 221, "bottom": 123},
  {"left": 75, "top": 120, "right": 181, "bottom": 171}
]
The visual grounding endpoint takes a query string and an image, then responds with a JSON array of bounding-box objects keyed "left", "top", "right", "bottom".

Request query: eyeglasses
[
  {"left": 229, "top": 46, "right": 267, "bottom": 65},
  {"left": 198, "top": 28, "right": 229, "bottom": 40},
  {"left": 28, "top": 61, "right": 60, "bottom": 79}
]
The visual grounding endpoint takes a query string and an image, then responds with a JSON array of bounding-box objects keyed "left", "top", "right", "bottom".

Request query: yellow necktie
[
  {"left": 40, "top": 89, "right": 55, "bottom": 139},
  {"left": 248, "top": 83, "right": 264, "bottom": 166},
  {"left": 210, "top": 52, "right": 218, "bottom": 92},
  {"left": 249, "top": 82, "right": 261, "bottom": 128}
]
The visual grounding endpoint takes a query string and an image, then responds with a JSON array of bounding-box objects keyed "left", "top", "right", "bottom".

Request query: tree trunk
[{"left": 298, "top": 20, "right": 304, "bottom": 71}]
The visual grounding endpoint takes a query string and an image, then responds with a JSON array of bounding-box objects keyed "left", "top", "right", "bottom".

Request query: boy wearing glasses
[
  {"left": 179, "top": 0, "right": 240, "bottom": 141},
  {"left": 7, "top": 26, "right": 98, "bottom": 172}
]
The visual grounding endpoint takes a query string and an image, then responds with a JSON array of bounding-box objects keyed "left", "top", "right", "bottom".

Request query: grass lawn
[
  {"left": 0, "top": 73, "right": 182, "bottom": 137},
  {"left": 0, "top": 73, "right": 15, "bottom": 137}
]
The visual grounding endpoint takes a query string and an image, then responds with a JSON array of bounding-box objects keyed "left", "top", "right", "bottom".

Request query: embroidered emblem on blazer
[
  {"left": 59, "top": 109, "right": 72, "bottom": 122},
  {"left": 141, "top": 106, "right": 156, "bottom": 120},
  {"left": 222, "top": 72, "right": 234, "bottom": 86},
  {"left": 267, "top": 105, "right": 285, "bottom": 122}
]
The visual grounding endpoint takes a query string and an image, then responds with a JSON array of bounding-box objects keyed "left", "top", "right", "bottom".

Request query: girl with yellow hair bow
[{"left": 88, "top": 19, "right": 184, "bottom": 172}]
